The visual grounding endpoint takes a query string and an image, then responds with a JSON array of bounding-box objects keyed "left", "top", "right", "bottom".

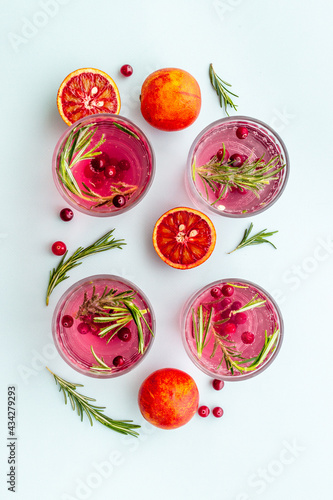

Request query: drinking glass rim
[
  {"left": 181, "top": 277, "right": 284, "bottom": 382},
  {"left": 52, "top": 113, "right": 156, "bottom": 217},
  {"left": 186, "top": 115, "right": 290, "bottom": 218},
  {"left": 51, "top": 274, "right": 156, "bottom": 379}
]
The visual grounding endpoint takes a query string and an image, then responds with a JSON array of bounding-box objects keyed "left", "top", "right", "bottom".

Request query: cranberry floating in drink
[
  {"left": 52, "top": 275, "right": 155, "bottom": 378},
  {"left": 181, "top": 279, "right": 283, "bottom": 381},
  {"left": 186, "top": 116, "right": 289, "bottom": 217},
  {"left": 52, "top": 114, "right": 155, "bottom": 216}
]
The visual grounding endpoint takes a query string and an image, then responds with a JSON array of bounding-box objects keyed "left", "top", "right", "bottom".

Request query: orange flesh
[
  {"left": 153, "top": 208, "right": 216, "bottom": 269},
  {"left": 57, "top": 69, "right": 120, "bottom": 125}
]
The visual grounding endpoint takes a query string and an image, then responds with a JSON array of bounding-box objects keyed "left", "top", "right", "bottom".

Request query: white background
[{"left": 1, "top": 1, "right": 333, "bottom": 499}]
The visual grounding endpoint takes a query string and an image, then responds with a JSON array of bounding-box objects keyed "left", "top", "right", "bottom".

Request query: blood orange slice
[
  {"left": 152, "top": 207, "right": 216, "bottom": 269},
  {"left": 57, "top": 68, "right": 121, "bottom": 125}
]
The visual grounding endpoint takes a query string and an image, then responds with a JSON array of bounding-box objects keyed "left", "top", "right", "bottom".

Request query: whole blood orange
[
  {"left": 138, "top": 368, "right": 199, "bottom": 429},
  {"left": 57, "top": 68, "right": 121, "bottom": 125},
  {"left": 140, "top": 68, "right": 201, "bottom": 131},
  {"left": 152, "top": 207, "right": 216, "bottom": 269}
]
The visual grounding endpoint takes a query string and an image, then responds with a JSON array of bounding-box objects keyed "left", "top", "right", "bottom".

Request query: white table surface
[{"left": 2, "top": 0, "right": 333, "bottom": 499}]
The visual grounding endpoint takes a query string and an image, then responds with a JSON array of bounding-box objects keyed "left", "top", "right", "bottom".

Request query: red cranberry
[
  {"left": 230, "top": 301, "right": 242, "bottom": 311},
  {"left": 234, "top": 312, "right": 247, "bottom": 324},
  {"left": 104, "top": 165, "right": 117, "bottom": 178},
  {"left": 117, "top": 327, "right": 131, "bottom": 342},
  {"left": 211, "top": 287, "right": 222, "bottom": 299},
  {"left": 77, "top": 322, "right": 91, "bottom": 335},
  {"left": 89, "top": 175, "right": 104, "bottom": 189},
  {"left": 241, "top": 331, "right": 255, "bottom": 344},
  {"left": 84, "top": 163, "right": 97, "bottom": 178},
  {"left": 198, "top": 406, "right": 210, "bottom": 417},
  {"left": 118, "top": 159, "right": 131, "bottom": 170},
  {"left": 220, "top": 308, "right": 232, "bottom": 320},
  {"left": 222, "top": 285, "right": 234, "bottom": 297},
  {"left": 219, "top": 323, "right": 236, "bottom": 336},
  {"left": 60, "top": 208, "right": 73, "bottom": 221},
  {"left": 113, "top": 195, "right": 126, "bottom": 208},
  {"left": 212, "top": 379, "right": 224, "bottom": 391},
  {"left": 220, "top": 298, "right": 232, "bottom": 309},
  {"left": 61, "top": 315, "right": 74, "bottom": 328},
  {"left": 216, "top": 148, "right": 230, "bottom": 163},
  {"left": 212, "top": 407, "right": 224, "bottom": 418},
  {"left": 113, "top": 355, "right": 125, "bottom": 367},
  {"left": 120, "top": 64, "right": 133, "bottom": 77},
  {"left": 229, "top": 154, "right": 244, "bottom": 167},
  {"left": 90, "top": 152, "right": 110, "bottom": 172},
  {"left": 236, "top": 126, "right": 248, "bottom": 139},
  {"left": 52, "top": 241, "right": 66, "bottom": 256}
]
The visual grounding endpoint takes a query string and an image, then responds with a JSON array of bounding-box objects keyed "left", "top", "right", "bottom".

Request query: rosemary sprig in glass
[
  {"left": 113, "top": 122, "right": 140, "bottom": 140},
  {"left": 90, "top": 346, "right": 113, "bottom": 373},
  {"left": 194, "top": 147, "right": 285, "bottom": 205},
  {"left": 47, "top": 367, "right": 140, "bottom": 436},
  {"left": 228, "top": 223, "right": 278, "bottom": 254},
  {"left": 46, "top": 229, "right": 125, "bottom": 305},
  {"left": 77, "top": 286, "right": 153, "bottom": 355},
  {"left": 211, "top": 326, "right": 280, "bottom": 375},
  {"left": 58, "top": 123, "right": 105, "bottom": 198},
  {"left": 81, "top": 181, "right": 137, "bottom": 208},
  {"left": 209, "top": 294, "right": 266, "bottom": 329},
  {"left": 209, "top": 63, "right": 238, "bottom": 116},
  {"left": 191, "top": 305, "right": 213, "bottom": 358},
  {"left": 191, "top": 294, "right": 278, "bottom": 375}
]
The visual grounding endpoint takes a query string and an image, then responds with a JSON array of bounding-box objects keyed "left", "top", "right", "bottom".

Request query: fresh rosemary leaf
[
  {"left": 47, "top": 367, "right": 140, "bottom": 436},
  {"left": 46, "top": 229, "right": 125, "bottom": 305},
  {"left": 195, "top": 151, "right": 285, "bottom": 203},
  {"left": 192, "top": 305, "right": 213, "bottom": 358},
  {"left": 113, "top": 122, "right": 140, "bottom": 140},
  {"left": 90, "top": 346, "right": 113, "bottom": 373},
  {"left": 209, "top": 63, "right": 238, "bottom": 116},
  {"left": 228, "top": 223, "right": 278, "bottom": 254},
  {"left": 57, "top": 123, "right": 106, "bottom": 198}
]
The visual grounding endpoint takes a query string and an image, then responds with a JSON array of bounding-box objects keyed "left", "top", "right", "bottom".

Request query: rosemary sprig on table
[
  {"left": 194, "top": 149, "right": 285, "bottom": 204},
  {"left": 46, "top": 229, "right": 125, "bottom": 305},
  {"left": 228, "top": 223, "right": 278, "bottom": 254},
  {"left": 209, "top": 63, "right": 238, "bottom": 116},
  {"left": 58, "top": 123, "right": 105, "bottom": 197},
  {"left": 46, "top": 367, "right": 140, "bottom": 436},
  {"left": 77, "top": 286, "right": 153, "bottom": 355}
]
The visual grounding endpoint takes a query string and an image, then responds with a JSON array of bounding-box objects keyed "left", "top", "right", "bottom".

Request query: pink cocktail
[
  {"left": 186, "top": 116, "right": 289, "bottom": 217},
  {"left": 181, "top": 279, "right": 283, "bottom": 381},
  {"left": 53, "top": 114, "right": 155, "bottom": 216},
  {"left": 52, "top": 275, "right": 155, "bottom": 378}
]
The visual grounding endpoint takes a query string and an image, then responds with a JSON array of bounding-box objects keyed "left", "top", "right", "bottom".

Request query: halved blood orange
[
  {"left": 57, "top": 68, "right": 121, "bottom": 125},
  {"left": 152, "top": 207, "right": 216, "bottom": 269}
]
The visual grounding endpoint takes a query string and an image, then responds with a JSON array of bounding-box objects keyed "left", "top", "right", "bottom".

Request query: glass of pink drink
[
  {"left": 186, "top": 116, "right": 289, "bottom": 217},
  {"left": 52, "top": 275, "right": 155, "bottom": 378},
  {"left": 52, "top": 114, "right": 155, "bottom": 216},
  {"left": 181, "top": 279, "right": 283, "bottom": 381}
]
